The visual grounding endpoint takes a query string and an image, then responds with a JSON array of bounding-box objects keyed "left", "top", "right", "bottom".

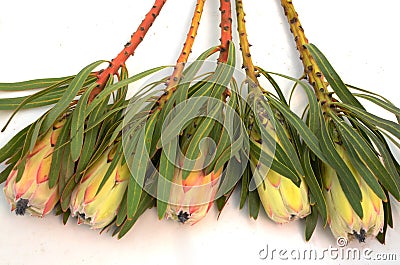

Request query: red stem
[
  {"left": 218, "top": 0, "right": 233, "bottom": 63},
  {"left": 88, "top": 0, "right": 167, "bottom": 103}
]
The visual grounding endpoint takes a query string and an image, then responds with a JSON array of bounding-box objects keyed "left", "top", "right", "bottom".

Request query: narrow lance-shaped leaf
[
  {"left": 0, "top": 124, "right": 30, "bottom": 164},
  {"left": 76, "top": 98, "right": 109, "bottom": 174},
  {"left": 267, "top": 96, "right": 327, "bottom": 165},
  {"left": 318, "top": 110, "right": 363, "bottom": 218},
  {"left": 306, "top": 43, "right": 364, "bottom": 110},
  {"left": 0, "top": 89, "right": 65, "bottom": 110},
  {"left": 0, "top": 76, "right": 74, "bottom": 91},
  {"left": 42, "top": 61, "right": 105, "bottom": 134},
  {"left": 305, "top": 206, "right": 319, "bottom": 241},
  {"left": 70, "top": 83, "right": 98, "bottom": 162},
  {"left": 157, "top": 141, "right": 177, "bottom": 219},
  {"left": 302, "top": 148, "right": 327, "bottom": 224},
  {"left": 0, "top": 164, "right": 14, "bottom": 184},
  {"left": 331, "top": 113, "right": 400, "bottom": 200},
  {"left": 350, "top": 117, "right": 400, "bottom": 188},
  {"left": 127, "top": 113, "right": 158, "bottom": 219},
  {"left": 336, "top": 102, "right": 400, "bottom": 140},
  {"left": 339, "top": 132, "right": 387, "bottom": 201},
  {"left": 48, "top": 116, "right": 72, "bottom": 188}
]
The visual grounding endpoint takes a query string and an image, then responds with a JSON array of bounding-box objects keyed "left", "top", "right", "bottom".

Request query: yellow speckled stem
[
  {"left": 236, "top": 0, "right": 260, "bottom": 88},
  {"left": 164, "top": 0, "right": 206, "bottom": 92},
  {"left": 280, "top": 0, "right": 330, "bottom": 102}
]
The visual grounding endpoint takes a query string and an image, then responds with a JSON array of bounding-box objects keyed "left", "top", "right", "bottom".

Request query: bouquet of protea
[
  {"left": 0, "top": 0, "right": 398, "bottom": 244},
  {"left": 279, "top": 0, "right": 400, "bottom": 243}
]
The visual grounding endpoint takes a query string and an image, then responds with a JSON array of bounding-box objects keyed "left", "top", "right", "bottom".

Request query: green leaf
[
  {"left": 75, "top": 99, "right": 108, "bottom": 174},
  {"left": 248, "top": 190, "right": 260, "bottom": 219},
  {"left": 1, "top": 78, "right": 75, "bottom": 132},
  {"left": 336, "top": 102, "right": 400, "bottom": 140},
  {"left": 48, "top": 116, "right": 72, "bottom": 188},
  {"left": 62, "top": 210, "right": 71, "bottom": 225},
  {"left": 117, "top": 193, "right": 154, "bottom": 239},
  {"left": 305, "top": 207, "right": 319, "bottom": 241},
  {"left": 86, "top": 66, "right": 167, "bottom": 116},
  {"left": 267, "top": 96, "right": 327, "bottom": 164},
  {"left": 157, "top": 141, "right": 177, "bottom": 219},
  {"left": 376, "top": 191, "right": 392, "bottom": 244},
  {"left": 239, "top": 163, "right": 251, "bottom": 209},
  {"left": 127, "top": 115, "right": 157, "bottom": 219},
  {"left": 264, "top": 71, "right": 320, "bottom": 136},
  {"left": 15, "top": 159, "right": 26, "bottom": 183},
  {"left": 331, "top": 114, "right": 400, "bottom": 200},
  {"left": 15, "top": 119, "right": 39, "bottom": 182},
  {"left": 354, "top": 93, "right": 400, "bottom": 119},
  {"left": 0, "top": 124, "right": 30, "bottom": 163},
  {"left": 215, "top": 152, "right": 245, "bottom": 201},
  {"left": 306, "top": 43, "right": 364, "bottom": 110},
  {"left": 158, "top": 97, "right": 210, "bottom": 148},
  {"left": 302, "top": 148, "right": 327, "bottom": 224},
  {"left": 339, "top": 133, "right": 387, "bottom": 201},
  {"left": 181, "top": 117, "right": 216, "bottom": 180},
  {"left": 0, "top": 89, "right": 64, "bottom": 110},
  {"left": 351, "top": 118, "right": 400, "bottom": 189},
  {"left": 274, "top": 111, "right": 304, "bottom": 176},
  {"left": 58, "top": 140, "right": 74, "bottom": 192},
  {"left": 60, "top": 173, "right": 78, "bottom": 212},
  {"left": 97, "top": 144, "right": 122, "bottom": 196},
  {"left": 29, "top": 115, "right": 47, "bottom": 152},
  {"left": 116, "top": 191, "right": 128, "bottom": 226},
  {"left": 0, "top": 163, "right": 14, "bottom": 184},
  {"left": 155, "top": 46, "right": 218, "bottom": 136},
  {"left": 70, "top": 83, "right": 97, "bottom": 161},
  {"left": 249, "top": 139, "right": 299, "bottom": 187},
  {"left": 42, "top": 61, "right": 105, "bottom": 133},
  {"left": 256, "top": 68, "right": 288, "bottom": 105},
  {"left": 0, "top": 76, "right": 74, "bottom": 91},
  {"left": 318, "top": 111, "right": 363, "bottom": 217}
]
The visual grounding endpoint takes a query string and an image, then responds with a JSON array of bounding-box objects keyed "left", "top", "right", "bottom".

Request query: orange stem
[
  {"left": 165, "top": 0, "right": 206, "bottom": 92},
  {"left": 218, "top": 0, "right": 233, "bottom": 63},
  {"left": 88, "top": 0, "right": 167, "bottom": 103}
]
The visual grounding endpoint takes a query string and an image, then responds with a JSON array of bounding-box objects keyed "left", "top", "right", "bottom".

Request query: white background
[{"left": 0, "top": 1, "right": 399, "bottom": 264}]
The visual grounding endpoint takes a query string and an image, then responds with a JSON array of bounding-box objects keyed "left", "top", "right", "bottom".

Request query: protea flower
[
  {"left": 251, "top": 122, "right": 310, "bottom": 223},
  {"left": 323, "top": 144, "right": 384, "bottom": 241},
  {"left": 3, "top": 118, "right": 65, "bottom": 217},
  {"left": 69, "top": 147, "right": 129, "bottom": 229},
  {"left": 255, "top": 166, "right": 310, "bottom": 223},
  {"left": 233, "top": 0, "right": 311, "bottom": 222},
  {"left": 165, "top": 152, "right": 223, "bottom": 225},
  {"left": 280, "top": 0, "right": 399, "bottom": 243}
]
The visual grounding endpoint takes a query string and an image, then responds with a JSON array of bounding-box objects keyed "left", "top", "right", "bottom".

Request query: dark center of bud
[
  {"left": 78, "top": 213, "right": 91, "bottom": 222},
  {"left": 177, "top": 211, "right": 190, "bottom": 223},
  {"left": 15, "top": 199, "right": 29, "bottom": 216},
  {"left": 289, "top": 214, "right": 297, "bottom": 221},
  {"left": 353, "top": 229, "right": 366, "bottom": 243}
]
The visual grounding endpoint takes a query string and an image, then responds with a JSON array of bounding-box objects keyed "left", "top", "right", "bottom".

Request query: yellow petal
[{"left": 279, "top": 176, "right": 303, "bottom": 213}]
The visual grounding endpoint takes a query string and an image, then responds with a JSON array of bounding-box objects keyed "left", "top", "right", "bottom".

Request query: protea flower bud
[
  {"left": 165, "top": 158, "right": 222, "bottom": 225},
  {"left": 70, "top": 147, "right": 129, "bottom": 229},
  {"left": 255, "top": 163, "right": 310, "bottom": 223},
  {"left": 3, "top": 118, "right": 66, "bottom": 217},
  {"left": 323, "top": 144, "right": 384, "bottom": 242},
  {"left": 251, "top": 105, "right": 311, "bottom": 223}
]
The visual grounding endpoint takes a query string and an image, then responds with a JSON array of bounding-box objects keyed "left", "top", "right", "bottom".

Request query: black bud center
[
  {"left": 15, "top": 199, "right": 29, "bottom": 216},
  {"left": 353, "top": 229, "right": 366, "bottom": 243},
  {"left": 177, "top": 211, "right": 190, "bottom": 223}
]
